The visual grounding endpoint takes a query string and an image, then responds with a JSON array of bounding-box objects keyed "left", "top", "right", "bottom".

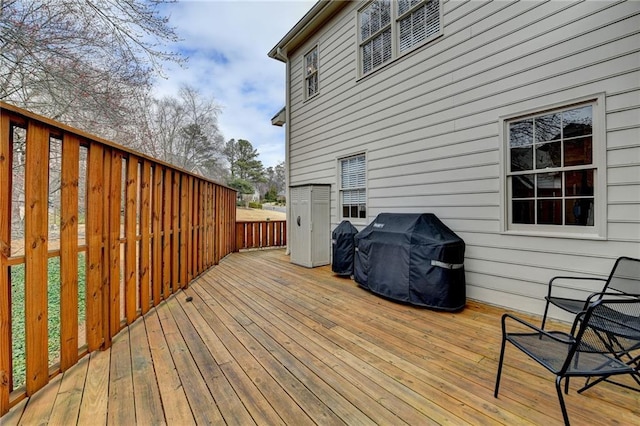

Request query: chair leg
[
  {"left": 541, "top": 299, "right": 551, "bottom": 329},
  {"left": 555, "top": 376, "right": 571, "bottom": 426},
  {"left": 494, "top": 337, "right": 507, "bottom": 397}
]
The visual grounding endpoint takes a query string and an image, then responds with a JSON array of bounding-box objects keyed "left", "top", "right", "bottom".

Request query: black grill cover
[
  {"left": 332, "top": 220, "right": 358, "bottom": 275},
  {"left": 354, "top": 213, "right": 466, "bottom": 311}
]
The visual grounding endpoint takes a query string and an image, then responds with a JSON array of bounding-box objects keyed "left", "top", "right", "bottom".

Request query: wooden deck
[{"left": 3, "top": 249, "right": 639, "bottom": 425}]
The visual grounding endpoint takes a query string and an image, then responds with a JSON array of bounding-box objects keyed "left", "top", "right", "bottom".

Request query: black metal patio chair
[
  {"left": 494, "top": 294, "right": 640, "bottom": 426},
  {"left": 575, "top": 291, "right": 640, "bottom": 393},
  {"left": 540, "top": 256, "right": 640, "bottom": 330}
]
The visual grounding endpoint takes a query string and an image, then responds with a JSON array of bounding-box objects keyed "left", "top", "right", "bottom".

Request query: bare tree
[
  {"left": 147, "top": 85, "right": 227, "bottom": 181},
  {"left": 0, "top": 0, "right": 182, "bottom": 139}
]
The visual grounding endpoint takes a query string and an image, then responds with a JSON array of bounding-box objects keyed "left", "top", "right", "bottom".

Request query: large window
[
  {"left": 359, "top": 0, "right": 441, "bottom": 75},
  {"left": 340, "top": 154, "right": 366, "bottom": 220},
  {"left": 304, "top": 46, "right": 319, "bottom": 99},
  {"left": 505, "top": 101, "right": 603, "bottom": 233}
]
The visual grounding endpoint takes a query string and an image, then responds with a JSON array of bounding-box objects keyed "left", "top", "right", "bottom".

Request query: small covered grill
[
  {"left": 354, "top": 213, "right": 466, "bottom": 311},
  {"left": 332, "top": 220, "right": 359, "bottom": 276}
]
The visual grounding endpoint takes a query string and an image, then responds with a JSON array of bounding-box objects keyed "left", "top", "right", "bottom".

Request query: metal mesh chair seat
[
  {"left": 590, "top": 304, "right": 640, "bottom": 341},
  {"left": 545, "top": 297, "right": 590, "bottom": 315},
  {"left": 506, "top": 332, "right": 631, "bottom": 376}
]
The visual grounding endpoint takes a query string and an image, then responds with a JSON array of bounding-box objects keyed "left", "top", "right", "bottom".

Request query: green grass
[{"left": 10, "top": 253, "right": 86, "bottom": 389}]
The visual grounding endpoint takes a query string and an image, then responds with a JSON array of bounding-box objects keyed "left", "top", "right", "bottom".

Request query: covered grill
[
  {"left": 354, "top": 213, "right": 466, "bottom": 311},
  {"left": 332, "top": 220, "right": 359, "bottom": 276}
]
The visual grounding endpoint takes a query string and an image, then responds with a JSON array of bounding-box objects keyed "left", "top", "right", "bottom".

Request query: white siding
[{"left": 285, "top": 0, "right": 640, "bottom": 317}]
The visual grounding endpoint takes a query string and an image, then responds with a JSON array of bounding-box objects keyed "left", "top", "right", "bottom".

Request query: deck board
[{"left": 5, "top": 249, "right": 639, "bottom": 425}]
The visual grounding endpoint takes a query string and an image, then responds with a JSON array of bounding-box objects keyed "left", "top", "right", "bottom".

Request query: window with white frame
[
  {"left": 506, "top": 101, "right": 601, "bottom": 232},
  {"left": 304, "top": 46, "right": 319, "bottom": 98},
  {"left": 359, "top": 0, "right": 441, "bottom": 75},
  {"left": 340, "top": 154, "right": 366, "bottom": 220}
]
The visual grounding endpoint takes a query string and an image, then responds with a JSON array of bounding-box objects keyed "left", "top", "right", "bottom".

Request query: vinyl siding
[{"left": 284, "top": 0, "right": 640, "bottom": 316}]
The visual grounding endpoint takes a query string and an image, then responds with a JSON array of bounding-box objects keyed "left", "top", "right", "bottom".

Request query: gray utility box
[{"left": 289, "top": 184, "right": 330, "bottom": 267}]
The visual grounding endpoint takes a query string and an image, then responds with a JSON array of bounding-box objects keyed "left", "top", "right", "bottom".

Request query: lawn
[
  {"left": 236, "top": 207, "right": 286, "bottom": 221},
  {"left": 10, "top": 254, "right": 86, "bottom": 390}
]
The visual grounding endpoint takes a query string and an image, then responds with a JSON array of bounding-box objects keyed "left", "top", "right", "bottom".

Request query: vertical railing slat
[
  {"left": 139, "top": 161, "right": 151, "bottom": 315},
  {"left": 101, "top": 148, "right": 112, "bottom": 349},
  {"left": 186, "top": 176, "right": 193, "bottom": 283},
  {"left": 86, "top": 143, "right": 104, "bottom": 351},
  {"left": 179, "top": 175, "right": 188, "bottom": 288},
  {"left": 209, "top": 184, "right": 215, "bottom": 267},
  {"left": 195, "top": 181, "right": 202, "bottom": 275},
  {"left": 203, "top": 184, "right": 209, "bottom": 267},
  {"left": 107, "top": 151, "right": 122, "bottom": 339},
  {"left": 60, "top": 133, "right": 80, "bottom": 371},
  {"left": 124, "top": 155, "right": 138, "bottom": 324},
  {"left": 24, "top": 121, "right": 50, "bottom": 395},
  {"left": 152, "top": 165, "right": 162, "bottom": 307},
  {"left": 192, "top": 180, "right": 199, "bottom": 276},
  {"left": 171, "top": 172, "right": 179, "bottom": 289},
  {"left": 162, "top": 168, "right": 171, "bottom": 300},
  {"left": 213, "top": 186, "right": 219, "bottom": 262},
  {"left": 0, "top": 111, "right": 12, "bottom": 416},
  {"left": 199, "top": 182, "right": 205, "bottom": 273}
]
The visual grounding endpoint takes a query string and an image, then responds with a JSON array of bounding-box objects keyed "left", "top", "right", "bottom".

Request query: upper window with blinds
[
  {"left": 304, "top": 46, "right": 319, "bottom": 99},
  {"left": 358, "top": 0, "right": 441, "bottom": 76}
]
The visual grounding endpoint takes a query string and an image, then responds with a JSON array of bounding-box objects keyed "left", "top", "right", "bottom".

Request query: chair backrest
[
  {"left": 605, "top": 256, "right": 640, "bottom": 295},
  {"left": 573, "top": 294, "right": 640, "bottom": 356}
]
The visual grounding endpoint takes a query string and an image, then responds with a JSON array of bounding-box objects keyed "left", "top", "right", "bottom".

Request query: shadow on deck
[{"left": 4, "top": 249, "right": 639, "bottom": 425}]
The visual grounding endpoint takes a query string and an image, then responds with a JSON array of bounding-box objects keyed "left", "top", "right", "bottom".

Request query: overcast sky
[{"left": 154, "top": 0, "right": 316, "bottom": 168}]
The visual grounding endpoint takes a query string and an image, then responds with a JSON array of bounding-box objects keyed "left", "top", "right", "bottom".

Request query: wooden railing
[
  {"left": 0, "top": 102, "right": 237, "bottom": 416},
  {"left": 235, "top": 220, "right": 287, "bottom": 251}
]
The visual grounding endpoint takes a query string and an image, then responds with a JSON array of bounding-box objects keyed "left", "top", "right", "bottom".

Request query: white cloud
[{"left": 153, "top": 0, "right": 316, "bottom": 168}]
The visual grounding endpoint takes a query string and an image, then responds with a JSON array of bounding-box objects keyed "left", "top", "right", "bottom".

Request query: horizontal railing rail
[
  {"left": 235, "top": 220, "right": 287, "bottom": 251},
  {"left": 0, "top": 102, "right": 236, "bottom": 416}
]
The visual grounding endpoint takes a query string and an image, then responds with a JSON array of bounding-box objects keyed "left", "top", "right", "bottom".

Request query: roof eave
[{"left": 268, "top": 0, "right": 347, "bottom": 61}]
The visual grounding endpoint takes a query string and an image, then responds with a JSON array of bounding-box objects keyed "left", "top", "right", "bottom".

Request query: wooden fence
[
  {"left": 0, "top": 102, "right": 236, "bottom": 416},
  {"left": 235, "top": 220, "right": 287, "bottom": 251}
]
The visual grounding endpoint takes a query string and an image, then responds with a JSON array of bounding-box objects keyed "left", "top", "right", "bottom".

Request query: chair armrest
[
  {"left": 546, "top": 276, "right": 607, "bottom": 299},
  {"left": 585, "top": 291, "right": 640, "bottom": 304},
  {"left": 501, "top": 313, "right": 575, "bottom": 344}
]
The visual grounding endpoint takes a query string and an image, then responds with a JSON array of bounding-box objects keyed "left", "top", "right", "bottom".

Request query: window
[
  {"left": 304, "top": 46, "right": 319, "bottom": 98},
  {"left": 340, "top": 154, "right": 366, "bottom": 220},
  {"left": 359, "top": 0, "right": 441, "bottom": 75},
  {"left": 505, "top": 101, "right": 603, "bottom": 233}
]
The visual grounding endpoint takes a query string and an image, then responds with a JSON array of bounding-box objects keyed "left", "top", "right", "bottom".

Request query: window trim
[
  {"left": 356, "top": 0, "right": 443, "bottom": 78},
  {"left": 303, "top": 45, "right": 319, "bottom": 100},
  {"left": 338, "top": 153, "right": 368, "bottom": 223},
  {"left": 499, "top": 93, "right": 607, "bottom": 239}
]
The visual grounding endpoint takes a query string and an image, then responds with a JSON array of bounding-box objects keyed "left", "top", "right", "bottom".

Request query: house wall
[{"left": 284, "top": 0, "right": 640, "bottom": 317}]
